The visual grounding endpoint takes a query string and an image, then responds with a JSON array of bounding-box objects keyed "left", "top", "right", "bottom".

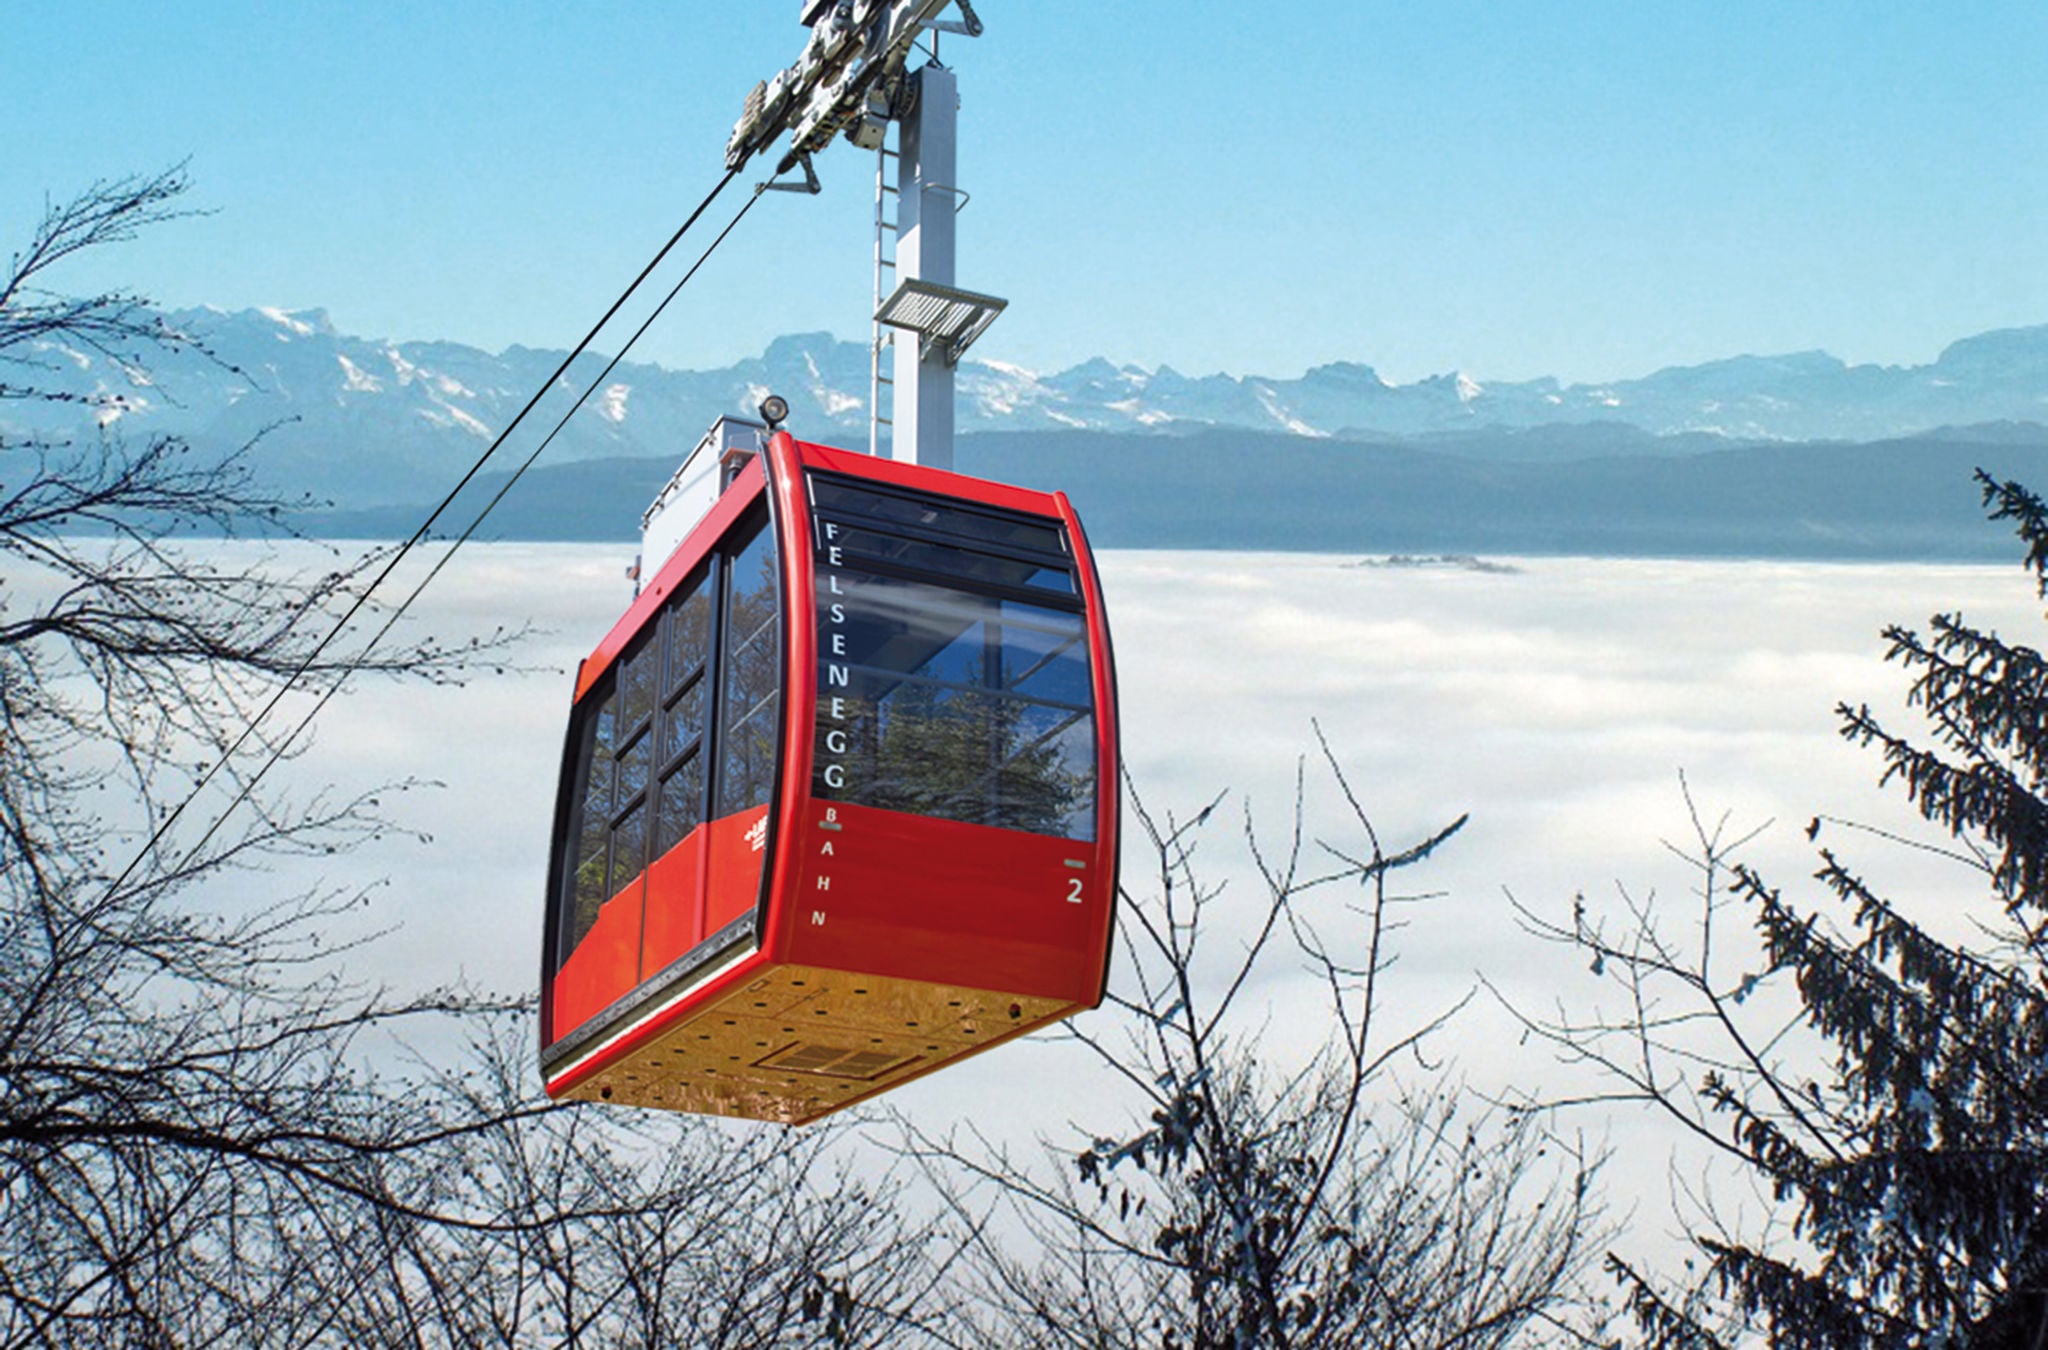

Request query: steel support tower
[{"left": 726, "top": 2, "right": 1000, "bottom": 470}]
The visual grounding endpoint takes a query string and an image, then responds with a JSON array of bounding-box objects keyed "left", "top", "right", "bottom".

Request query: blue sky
[{"left": 9, "top": 2, "right": 2047, "bottom": 383}]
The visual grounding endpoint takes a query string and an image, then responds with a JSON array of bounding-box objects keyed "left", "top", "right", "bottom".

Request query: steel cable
[{"left": 102, "top": 165, "right": 752, "bottom": 905}]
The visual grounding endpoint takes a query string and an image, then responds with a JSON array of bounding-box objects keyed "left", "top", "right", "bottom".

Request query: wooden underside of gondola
[{"left": 554, "top": 960, "right": 1075, "bottom": 1123}]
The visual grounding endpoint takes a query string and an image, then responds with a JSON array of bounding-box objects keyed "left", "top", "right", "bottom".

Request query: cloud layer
[{"left": 230, "top": 542, "right": 2043, "bottom": 1263}]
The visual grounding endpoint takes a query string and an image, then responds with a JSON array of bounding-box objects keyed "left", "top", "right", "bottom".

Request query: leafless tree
[
  {"left": 243, "top": 1024, "right": 965, "bottom": 1348},
  {"left": 903, "top": 731, "right": 1610, "bottom": 1349},
  {"left": 0, "top": 168, "right": 954, "bottom": 1348},
  {"left": 1507, "top": 477, "right": 2048, "bottom": 1347}
]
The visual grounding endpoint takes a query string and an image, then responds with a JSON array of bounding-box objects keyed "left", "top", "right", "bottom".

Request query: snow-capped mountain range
[{"left": 12, "top": 304, "right": 2048, "bottom": 508}]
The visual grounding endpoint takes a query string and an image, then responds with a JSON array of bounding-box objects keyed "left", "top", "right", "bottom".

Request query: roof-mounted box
[{"left": 641, "top": 417, "right": 767, "bottom": 579}]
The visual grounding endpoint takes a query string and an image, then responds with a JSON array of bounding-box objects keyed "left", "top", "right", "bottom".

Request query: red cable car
[{"left": 539, "top": 419, "right": 1119, "bottom": 1123}]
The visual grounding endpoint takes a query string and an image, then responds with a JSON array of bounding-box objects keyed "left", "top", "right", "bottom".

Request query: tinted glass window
[
  {"left": 559, "top": 627, "right": 657, "bottom": 971},
  {"left": 610, "top": 801, "right": 646, "bottom": 899},
  {"left": 811, "top": 476, "right": 1066, "bottom": 556},
  {"left": 610, "top": 631, "right": 658, "bottom": 880},
  {"left": 655, "top": 754, "right": 705, "bottom": 856},
  {"left": 620, "top": 639, "right": 657, "bottom": 733},
  {"left": 554, "top": 559, "right": 728, "bottom": 975},
  {"left": 654, "top": 569, "right": 713, "bottom": 859},
  {"left": 665, "top": 580, "right": 710, "bottom": 696},
  {"left": 661, "top": 679, "right": 707, "bottom": 767},
  {"left": 565, "top": 691, "right": 617, "bottom": 955},
  {"left": 828, "top": 526, "right": 1075, "bottom": 596},
  {"left": 813, "top": 567, "right": 1095, "bottom": 840},
  {"left": 717, "top": 517, "right": 781, "bottom": 818},
  {"left": 617, "top": 725, "right": 652, "bottom": 807}
]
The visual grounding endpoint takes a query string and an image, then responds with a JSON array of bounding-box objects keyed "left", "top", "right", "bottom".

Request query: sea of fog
[{"left": 173, "top": 542, "right": 2046, "bottom": 1266}]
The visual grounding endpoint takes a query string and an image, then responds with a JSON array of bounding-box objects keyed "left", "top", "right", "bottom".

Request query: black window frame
[{"left": 808, "top": 472, "right": 1084, "bottom": 613}]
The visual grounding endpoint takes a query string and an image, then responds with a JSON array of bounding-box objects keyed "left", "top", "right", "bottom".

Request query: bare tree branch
[{"left": 899, "top": 748, "right": 1606, "bottom": 1348}]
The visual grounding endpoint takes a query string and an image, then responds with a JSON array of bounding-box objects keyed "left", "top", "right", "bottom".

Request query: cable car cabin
[{"left": 539, "top": 424, "right": 1119, "bottom": 1124}]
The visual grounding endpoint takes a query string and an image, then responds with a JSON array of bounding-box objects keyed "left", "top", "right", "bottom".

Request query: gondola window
[
  {"left": 809, "top": 476, "right": 1095, "bottom": 841},
  {"left": 717, "top": 517, "right": 781, "bottom": 819}
]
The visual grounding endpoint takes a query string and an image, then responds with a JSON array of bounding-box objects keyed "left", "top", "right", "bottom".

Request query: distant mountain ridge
[
  {"left": 301, "top": 425, "right": 2048, "bottom": 562},
  {"left": 9, "top": 305, "right": 2048, "bottom": 511}
]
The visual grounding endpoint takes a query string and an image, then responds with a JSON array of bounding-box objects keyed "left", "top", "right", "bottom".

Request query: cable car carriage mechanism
[
  {"left": 539, "top": 0, "right": 1115, "bottom": 1123},
  {"left": 540, "top": 412, "right": 1118, "bottom": 1122}
]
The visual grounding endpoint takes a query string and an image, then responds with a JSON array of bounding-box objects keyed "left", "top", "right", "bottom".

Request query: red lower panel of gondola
[
  {"left": 550, "top": 878, "right": 644, "bottom": 1040},
  {"left": 706, "top": 804, "right": 770, "bottom": 935},
  {"left": 550, "top": 806, "right": 770, "bottom": 1048},
  {"left": 780, "top": 800, "right": 1109, "bottom": 1005},
  {"left": 543, "top": 799, "right": 1113, "bottom": 1124}
]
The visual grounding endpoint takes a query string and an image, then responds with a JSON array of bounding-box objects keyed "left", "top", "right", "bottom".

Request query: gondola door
[{"left": 541, "top": 459, "right": 787, "bottom": 1075}]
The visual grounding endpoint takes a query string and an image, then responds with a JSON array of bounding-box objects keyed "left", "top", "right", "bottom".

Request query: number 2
[{"left": 1065, "top": 877, "right": 1084, "bottom": 904}]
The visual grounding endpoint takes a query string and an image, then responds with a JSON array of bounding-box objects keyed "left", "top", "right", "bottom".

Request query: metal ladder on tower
[{"left": 868, "top": 122, "right": 899, "bottom": 459}]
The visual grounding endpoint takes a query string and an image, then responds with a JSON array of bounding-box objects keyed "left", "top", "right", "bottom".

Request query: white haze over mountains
[
  {"left": 195, "top": 543, "right": 2044, "bottom": 1272},
  {"left": 13, "top": 306, "right": 2048, "bottom": 512}
]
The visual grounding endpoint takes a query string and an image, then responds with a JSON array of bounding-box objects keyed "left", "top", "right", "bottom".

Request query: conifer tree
[{"left": 1527, "top": 473, "right": 2048, "bottom": 1348}]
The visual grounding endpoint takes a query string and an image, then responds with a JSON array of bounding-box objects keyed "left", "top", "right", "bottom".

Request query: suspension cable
[
  {"left": 102, "top": 165, "right": 747, "bottom": 905},
  {"left": 159, "top": 185, "right": 770, "bottom": 882}
]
